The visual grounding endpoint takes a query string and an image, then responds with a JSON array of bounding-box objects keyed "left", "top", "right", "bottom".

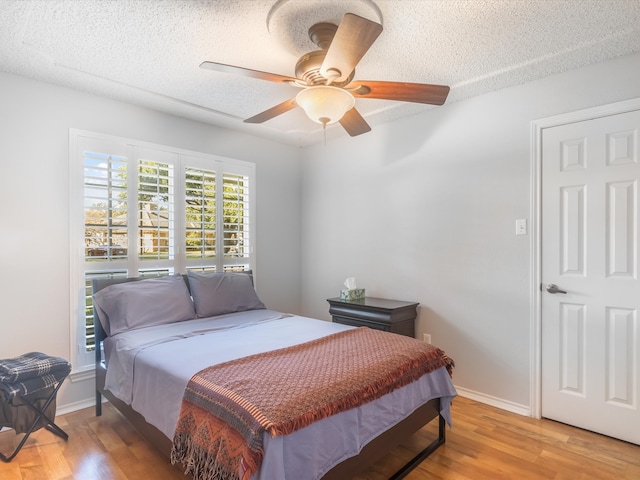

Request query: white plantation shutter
[
  {"left": 182, "top": 155, "right": 255, "bottom": 273},
  {"left": 136, "top": 151, "right": 176, "bottom": 265},
  {"left": 185, "top": 166, "right": 217, "bottom": 269},
  {"left": 70, "top": 130, "right": 256, "bottom": 369},
  {"left": 83, "top": 150, "right": 128, "bottom": 261},
  {"left": 222, "top": 172, "right": 251, "bottom": 272}
]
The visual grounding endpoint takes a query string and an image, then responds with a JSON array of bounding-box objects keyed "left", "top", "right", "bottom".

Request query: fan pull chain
[{"left": 320, "top": 117, "right": 329, "bottom": 146}]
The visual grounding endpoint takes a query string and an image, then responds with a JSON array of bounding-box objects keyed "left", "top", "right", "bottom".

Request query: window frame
[{"left": 69, "top": 129, "right": 256, "bottom": 371}]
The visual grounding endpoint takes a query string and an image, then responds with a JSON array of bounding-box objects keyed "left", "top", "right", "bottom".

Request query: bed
[{"left": 92, "top": 272, "right": 456, "bottom": 480}]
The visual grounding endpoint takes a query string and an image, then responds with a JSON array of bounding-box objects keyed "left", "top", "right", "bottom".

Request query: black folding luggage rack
[{"left": 0, "top": 352, "right": 71, "bottom": 462}]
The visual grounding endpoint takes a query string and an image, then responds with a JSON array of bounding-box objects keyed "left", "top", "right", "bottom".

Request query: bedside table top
[{"left": 326, "top": 296, "right": 419, "bottom": 311}]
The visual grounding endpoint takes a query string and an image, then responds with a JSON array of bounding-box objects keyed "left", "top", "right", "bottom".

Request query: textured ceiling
[{"left": 1, "top": 0, "right": 639, "bottom": 146}]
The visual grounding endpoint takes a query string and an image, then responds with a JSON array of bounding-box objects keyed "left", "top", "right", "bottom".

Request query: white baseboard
[
  {"left": 57, "top": 397, "right": 103, "bottom": 416},
  {"left": 69, "top": 369, "right": 95, "bottom": 383},
  {"left": 454, "top": 385, "right": 531, "bottom": 417}
]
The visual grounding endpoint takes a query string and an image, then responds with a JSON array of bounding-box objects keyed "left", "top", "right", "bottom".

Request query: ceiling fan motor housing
[
  {"left": 294, "top": 22, "right": 355, "bottom": 87},
  {"left": 295, "top": 50, "right": 355, "bottom": 86}
]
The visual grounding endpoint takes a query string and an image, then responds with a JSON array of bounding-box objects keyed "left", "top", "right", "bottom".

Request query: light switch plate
[{"left": 515, "top": 219, "right": 527, "bottom": 235}]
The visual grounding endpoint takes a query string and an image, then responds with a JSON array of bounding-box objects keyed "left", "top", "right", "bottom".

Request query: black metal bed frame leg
[
  {"left": 0, "top": 379, "right": 68, "bottom": 463},
  {"left": 388, "top": 414, "right": 446, "bottom": 480},
  {"left": 96, "top": 390, "right": 102, "bottom": 416}
]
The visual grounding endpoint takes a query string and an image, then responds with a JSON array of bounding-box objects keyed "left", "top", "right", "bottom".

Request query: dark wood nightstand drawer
[{"left": 327, "top": 297, "right": 418, "bottom": 338}]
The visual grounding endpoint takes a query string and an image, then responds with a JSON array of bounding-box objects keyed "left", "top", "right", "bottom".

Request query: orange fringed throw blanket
[{"left": 171, "top": 327, "right": 454, "bottom": 480}]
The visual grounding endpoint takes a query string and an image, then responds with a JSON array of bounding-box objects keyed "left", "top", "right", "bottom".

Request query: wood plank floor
[{"left": 1, "top": 396, "right": 639, "bottom": 479}]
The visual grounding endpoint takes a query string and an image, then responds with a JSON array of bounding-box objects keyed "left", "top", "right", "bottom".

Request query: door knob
[{"left": 546, "top": 284, "right": 567, "bottom": 294}]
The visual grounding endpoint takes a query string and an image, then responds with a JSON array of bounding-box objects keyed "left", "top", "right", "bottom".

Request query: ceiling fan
[{"left": 200, "top": 13, "right": 450, "bottom": 137}]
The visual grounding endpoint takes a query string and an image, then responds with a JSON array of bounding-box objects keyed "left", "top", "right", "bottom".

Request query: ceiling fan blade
[
  {"left": 350, "top": 80, "right": 450, "bottom": 105},
  {"left": 243, "top": 98, "right": 297, "bottom": 124},
  {"left": 339, "top": 107, "right": 371, "bottom": 137},
  {"left": 320, "top": 13, "right": 383, "bottom": 84},
  {"left": 200, "top": 61, "right": 300, "bottom": 85}
]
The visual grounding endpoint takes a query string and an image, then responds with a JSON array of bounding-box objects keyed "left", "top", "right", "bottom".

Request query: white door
[{"left": 541, "top": 108, "right": 640, "bottom": 445}]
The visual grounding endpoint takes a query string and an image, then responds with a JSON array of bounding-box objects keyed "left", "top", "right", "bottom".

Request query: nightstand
[{"left": 326, "top": 297, "right": 419, "bottom": 338}]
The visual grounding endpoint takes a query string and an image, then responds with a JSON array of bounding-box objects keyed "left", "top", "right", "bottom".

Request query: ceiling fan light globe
[{"left": 296, "top": 86, "right": 355, "bottom": 126}]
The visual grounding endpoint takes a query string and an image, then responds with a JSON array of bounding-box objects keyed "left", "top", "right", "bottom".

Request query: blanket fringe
[
  {"left": 172, "top": 407, "right": 262, "bottom": 480},
  {"left": 172, "top": 433, "right": 243, "bottom": 480}
]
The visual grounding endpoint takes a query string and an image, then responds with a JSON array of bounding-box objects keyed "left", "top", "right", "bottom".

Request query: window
[{"left": 69, "top": 130, "right": 255, "bottom": 370}]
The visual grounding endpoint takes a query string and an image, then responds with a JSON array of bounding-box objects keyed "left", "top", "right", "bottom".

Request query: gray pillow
[
  {"left": 187, "top": 271, "right": 265, "bottom": 318},
  {"left": 94, "top": 275, "right": 196, "bottom": 336}
]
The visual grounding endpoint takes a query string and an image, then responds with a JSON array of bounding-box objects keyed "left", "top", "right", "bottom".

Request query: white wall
[
  {"left": 0, "top": 72, "right": 302, "bottom": 411},
  {"left": 299, "top": 52, "right": 640, "bottom": 411}
]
